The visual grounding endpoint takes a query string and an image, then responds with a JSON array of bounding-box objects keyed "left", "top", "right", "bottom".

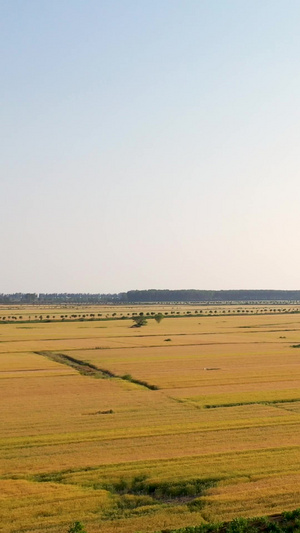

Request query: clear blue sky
[{"left": 1, "top": 0, "right": 300, "bottom": 293}]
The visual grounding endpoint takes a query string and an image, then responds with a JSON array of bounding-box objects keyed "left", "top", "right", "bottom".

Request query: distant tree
[
  {"left": 132, "top": 316, "right": 147, "bottom": 327},
  {"left": 154, "top": 313, "right": 164, "bottom": 324}
]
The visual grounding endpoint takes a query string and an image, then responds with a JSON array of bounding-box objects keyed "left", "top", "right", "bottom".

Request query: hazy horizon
[
  {"left": 3, "top": 288, "right": 300, "bottom": 295},
  {"left": 2, "top": 1, "right": 300, "bottom": 293}
]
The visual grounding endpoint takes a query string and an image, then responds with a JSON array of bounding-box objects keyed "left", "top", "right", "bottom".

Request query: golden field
[{"left": 2, "top": 308, "right": 300, "bottom": 532}]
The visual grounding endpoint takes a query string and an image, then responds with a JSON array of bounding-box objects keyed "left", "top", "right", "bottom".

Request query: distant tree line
[
  {"left": 1, "top": 289, "right": 300, "bottom": 305},
  {"left": 124, "top": 289, "right": 300, "bottom": 303},
  {"left": 2, "top": 290, "right": 300, "bottom": 305},
  {"left": 0, "top": 292, "right": 123, "bottom": 304}
]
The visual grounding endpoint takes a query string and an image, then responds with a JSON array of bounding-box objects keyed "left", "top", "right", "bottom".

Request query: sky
[{"left": 1, "top": 0, "right": 300, "bottom": 293}]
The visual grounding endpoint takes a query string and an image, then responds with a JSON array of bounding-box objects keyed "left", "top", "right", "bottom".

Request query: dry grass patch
[
  {"left": 0, "top": 479, "right": 110, "bottom": 533},
  {"left": 202, "top": 472, "right": 300, "bottom": 522}
]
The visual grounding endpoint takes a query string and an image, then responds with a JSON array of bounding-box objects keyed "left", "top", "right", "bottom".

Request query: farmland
[{"left": 2, "top": 306, "right": 300, "bottom": 532}]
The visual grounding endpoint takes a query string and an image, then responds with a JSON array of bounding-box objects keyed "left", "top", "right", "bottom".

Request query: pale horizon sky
[{"left": 1, "top": 0, "right": 300, "bottom": 293}]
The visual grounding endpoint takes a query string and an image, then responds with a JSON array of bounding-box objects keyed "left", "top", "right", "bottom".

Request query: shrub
[{"left": 68, "top": 522, "right": 87, "bottom": 533}]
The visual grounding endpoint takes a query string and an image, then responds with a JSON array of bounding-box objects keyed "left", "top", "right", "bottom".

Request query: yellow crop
[{"left": 2, "top": 310, "right": 300, "bottom": 532}]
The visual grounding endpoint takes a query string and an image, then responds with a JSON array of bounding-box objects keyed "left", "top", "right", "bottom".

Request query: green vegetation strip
[
  {"left": 204, "top": 398, "right": 300, "bottom": 409},
  {"left": 34, "top": 351, "right": 159, "bottom": 390},
  {"left": 159, "top": 508, "right": 300, "bottom": 532},
  {"left": 99, "top": 475, "right": 219, "bottom": 502},
  {"left": 68, "top": 508, "right": 300, "bottom": 533}
]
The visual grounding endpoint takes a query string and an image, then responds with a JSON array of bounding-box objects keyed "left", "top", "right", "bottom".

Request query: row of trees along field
[{"left": 0, "top": 308, "right": 300, "bottom": 324}]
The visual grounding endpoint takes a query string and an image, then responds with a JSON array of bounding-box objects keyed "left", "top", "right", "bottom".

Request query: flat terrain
[{"left": 2, "top": 308, "right": 300, "bottom": 532}]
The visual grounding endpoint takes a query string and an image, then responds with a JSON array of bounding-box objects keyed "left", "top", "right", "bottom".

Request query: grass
[
  {"left": 2, "top": 311, "right": 300, "bottom": 531},
  {"left": 157, "top": 508, "right": 300, "bottom": 532},
  {"left": 36, "top": 350, "right": 160, "bottom": 389}
]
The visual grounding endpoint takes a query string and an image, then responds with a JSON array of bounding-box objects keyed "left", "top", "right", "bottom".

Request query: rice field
[{"left": 2, "top": 308, "right": 300, "bottom": 532}]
